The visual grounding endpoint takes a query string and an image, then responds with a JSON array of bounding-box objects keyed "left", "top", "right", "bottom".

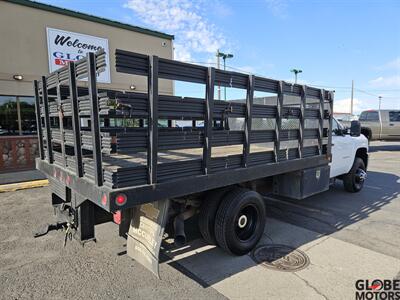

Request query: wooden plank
[
  {"left": 87, "top": 52, "right": 103, "bottom": 186},
  {"left": 41, "top": 76, "right": 53, "bottom": 163},
  {"left": 203, "top": 67, "right": 215, "bottom": 174},
  {"left": 68, "top": 62, "right": 83, "bottom": 177},
  {"left": 299, "top": 85, "right": 306, "bottom": 158},
  {"left": 148, "top": 55, "right": 159, "bottom": 184},
  {"left": 33, "top": 80, "right": 45, "bottom": 160},
  {"left": 274, "top": 81, "right": 284, "bottom": 162},
  {"left": 318, "top": 89, "right": 325, "bottom": 155},
  {"left": 56, "top": 80, "right": 67, "bottom": 168},
  {"left": 243, "top": 75, "right": 254, "bottom": 167},
  {"left": 327, "top": 91, "right": 334, "bottom": 159}
]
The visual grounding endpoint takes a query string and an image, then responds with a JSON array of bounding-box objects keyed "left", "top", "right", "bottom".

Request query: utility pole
[
  {"left": 290, "top": 69, "right": 302, "bottom": 84},
  {"left": 216, "top": 49, "right": 221, "bottom": 100},
  {"left": 217, "top": 50, "right": 234, "bottom": 100},
  {"left": 351, "top": 80, "right": 354, "bottom": 115}
]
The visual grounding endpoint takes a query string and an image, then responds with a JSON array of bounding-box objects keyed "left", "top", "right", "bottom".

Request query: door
[
  {"left": 385, "top": 111, "right": 400, "bottom": 140},
  {"left": 359, "top": 110, "right": 381, "bottom": 139},
  {"left": 330, "top": 119, "right": 355, "bottom": 178}
]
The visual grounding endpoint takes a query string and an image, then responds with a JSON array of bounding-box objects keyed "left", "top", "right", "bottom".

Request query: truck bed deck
[{"left": 51, "top": 142, "right": 320, "bottom": 187}]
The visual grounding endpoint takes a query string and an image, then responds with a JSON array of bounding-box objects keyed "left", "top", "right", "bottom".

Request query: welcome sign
[{"left": 46, "top": 27, "right": 111, "bottom": 83}]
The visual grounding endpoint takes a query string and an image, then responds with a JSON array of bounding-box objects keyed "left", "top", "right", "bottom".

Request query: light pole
[
  {"left": 351, "top": 80, "right": 354, "bottom": 115},
  {"left": 217, "top": 50, "right": 234, "bottom": 100},
  {"left": 378, "top": 96, "right": 382, "bottom": 112},
  {"left": 290, "top": 69, "right": 302, "bottom": 84}
]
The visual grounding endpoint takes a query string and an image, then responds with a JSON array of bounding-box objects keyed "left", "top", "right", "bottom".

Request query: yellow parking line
[{"left": 0, "top": 179, "right": 49, "bottom": 193}]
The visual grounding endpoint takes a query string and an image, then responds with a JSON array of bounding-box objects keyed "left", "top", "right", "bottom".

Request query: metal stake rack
[{"left": 34, "top": 49, "right": 333, "bottom": 213}]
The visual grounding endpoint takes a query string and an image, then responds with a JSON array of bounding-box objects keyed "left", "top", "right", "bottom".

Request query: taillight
[
  {"left": 115, "top": 193, "right": 127, "bottom": 206},
  {"left": 113, "top": 210, "right": 121, "bottom": 224},
  {"left": 101, "top": 194, "right": 108, "bottom": 206}
]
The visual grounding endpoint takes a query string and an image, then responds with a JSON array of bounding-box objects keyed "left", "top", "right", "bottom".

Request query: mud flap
[{"left": 126, "top": 199, "right": 170, "bottom": 278}]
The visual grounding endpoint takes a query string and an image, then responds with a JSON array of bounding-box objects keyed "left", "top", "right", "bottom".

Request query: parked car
[{"left": 359, "top": 110, "right": 400, "bottom": 141}]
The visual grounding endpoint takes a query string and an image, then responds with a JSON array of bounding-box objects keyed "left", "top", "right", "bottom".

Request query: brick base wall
[{"left": 0, "top": 136, "right": 38, "bottom": 173}]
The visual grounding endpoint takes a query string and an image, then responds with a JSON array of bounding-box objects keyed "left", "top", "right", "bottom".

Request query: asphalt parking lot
[{"left": 0, "top": 141, "right": 399, "bottom": 300}]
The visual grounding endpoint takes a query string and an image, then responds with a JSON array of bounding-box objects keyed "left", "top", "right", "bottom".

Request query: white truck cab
[{"left": 330, "top": 118, "right": 369, "bottom": 192}]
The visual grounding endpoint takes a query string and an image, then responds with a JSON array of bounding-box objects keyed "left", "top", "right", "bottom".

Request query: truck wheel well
[
  {"left": 361, "top": 127, "right": 371, "bottom": 140},
  {"left": 355, "top": 148, "right": 368, "bottom": 169}
]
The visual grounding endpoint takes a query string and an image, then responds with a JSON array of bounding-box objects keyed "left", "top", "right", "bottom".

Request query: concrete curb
[{"left": 0, "top": 179, "right": 49, "bottom": 193}]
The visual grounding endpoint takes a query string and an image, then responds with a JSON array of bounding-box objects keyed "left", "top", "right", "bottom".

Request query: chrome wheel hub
[{"left": 356, "top": 169, "right": 367, "bottom": 182}]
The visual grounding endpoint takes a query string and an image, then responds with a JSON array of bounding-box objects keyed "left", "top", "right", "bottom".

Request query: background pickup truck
[{"left": 359, "top": 109, "right": 400, "bottom": 141}]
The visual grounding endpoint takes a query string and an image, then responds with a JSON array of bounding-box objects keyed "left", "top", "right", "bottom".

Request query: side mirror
[{"left": 350, "top": 120, "right": 361, "bottom": 137}]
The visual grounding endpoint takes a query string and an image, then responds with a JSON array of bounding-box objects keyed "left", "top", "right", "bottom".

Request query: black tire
[
  {"left": 343, "top": 157, "right": 366, "bottom": 193},
  {"left": 198, "top": 188, "right": 230, "bottom": 245},
  {"left": 214, "top": 188, "right": 266, "bottom": 255}
]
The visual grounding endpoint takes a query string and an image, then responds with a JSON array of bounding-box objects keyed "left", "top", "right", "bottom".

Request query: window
[
  {"left": 359, "top": 112, "right": 367, "bottom": 121},
  {"left": 359, "top": 111, "right": 379, "bottom": 121},
  {"left": 0, "top": 95, "right": 36, "bottom": 136},
  {"left": 366, "top": 111, "right": 379, "bottom": 121},
  {"left": 332, "top": 118, "right": 342, "bottom": 135},
  {"left": 389, "top": 111, "right": 400, "bottom": 122}
]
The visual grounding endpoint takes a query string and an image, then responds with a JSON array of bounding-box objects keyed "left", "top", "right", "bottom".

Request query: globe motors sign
[{"left": 46, "top": 27, "right": 111, "bottom": 83}]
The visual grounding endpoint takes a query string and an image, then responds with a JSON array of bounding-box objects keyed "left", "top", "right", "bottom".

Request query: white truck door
[{"left": 330, "top": 119, "right": 354, "bottom": 178}]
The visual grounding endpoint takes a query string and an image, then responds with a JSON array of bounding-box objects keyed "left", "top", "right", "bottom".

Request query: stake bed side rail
[{"left": 34, "top": 49, "right": 333, "bottom": 210}]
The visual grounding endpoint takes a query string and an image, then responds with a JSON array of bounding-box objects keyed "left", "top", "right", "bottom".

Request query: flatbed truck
[{"left": 33, "top": 50, "right": 368, "bottom": 276}]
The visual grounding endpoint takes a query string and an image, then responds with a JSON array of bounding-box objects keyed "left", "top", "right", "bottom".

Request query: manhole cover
[{"left": 251, "top": 244, "right": 310, "bottom": 272}]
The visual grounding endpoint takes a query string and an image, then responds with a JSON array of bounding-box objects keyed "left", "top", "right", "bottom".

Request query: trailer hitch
[
  {"left": 33, "top": 221, "right": 76, "bottom": 247},
  {"left": 33, "top": 203, "right": 74, "bottom": 240},
  {"left": 33, "top": 222, "right": 67, "bottom": 238},
  {"left": 63, "top": 221, "right": 75, "bottom": 247}
]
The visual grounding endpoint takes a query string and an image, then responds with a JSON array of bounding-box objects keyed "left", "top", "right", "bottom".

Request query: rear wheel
[
  {"left": 215, "top": 188, "right": 266, "bottom": 255},
  {"left": 198, "top": 188, "right": 230, "bottom": 245},
  {"left": 343, "top": 158, "right": 366, "bottom": 192}
]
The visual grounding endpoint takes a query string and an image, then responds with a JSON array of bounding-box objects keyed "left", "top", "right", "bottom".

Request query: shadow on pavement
[
  {"left": 264, "top": 170, "right": 399, "bottom": 235},
  {"left": 369, "top": 143, "right": 400, "bottom": 152}
]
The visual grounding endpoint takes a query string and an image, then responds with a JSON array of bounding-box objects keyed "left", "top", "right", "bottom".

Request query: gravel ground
[{"left": 0, "top": 187, "right": 226, "bottom": 300}]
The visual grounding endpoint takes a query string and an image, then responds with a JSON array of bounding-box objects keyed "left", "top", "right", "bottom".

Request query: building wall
[
  {"left": 0, "top": 1, "right": 174, "bottom": 173},
  {"left": 0, "top": 1, "right": 174, "bottom": 96}
]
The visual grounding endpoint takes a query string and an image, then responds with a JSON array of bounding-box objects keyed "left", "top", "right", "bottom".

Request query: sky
[{"left": 40, "top": 0, "right": 400, "bottom": 114}]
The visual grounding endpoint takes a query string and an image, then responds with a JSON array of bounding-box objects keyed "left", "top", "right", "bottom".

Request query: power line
[
  {"left": 308, "top": 85, "right": 351, "bottom": 89},
  {"left": 181, "top": 61, "right": 216, "bottom": 65},
  {"left": 355, "top": 88, "right": 380, "bottom": 97},
  {"left": 364, "top": 88, "right": 400, "bottom": 92}
]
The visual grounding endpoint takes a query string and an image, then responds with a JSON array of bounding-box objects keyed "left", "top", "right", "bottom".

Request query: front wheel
[{"left": 343, "top": 158, "right": 366, "bottom": 193}]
